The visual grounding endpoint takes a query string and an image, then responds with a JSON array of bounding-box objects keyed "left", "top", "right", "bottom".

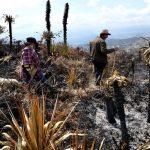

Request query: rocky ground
[
  {"left": 0, "top": 52, "right": 149, "bottom": 150},
  {"left": 74, "top": 58, "right": 150, "bottom": 150}
]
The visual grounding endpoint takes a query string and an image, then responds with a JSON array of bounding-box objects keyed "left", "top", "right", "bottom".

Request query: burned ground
[{"left": 0, "top": 51, "right": 149, "bottom": 150}]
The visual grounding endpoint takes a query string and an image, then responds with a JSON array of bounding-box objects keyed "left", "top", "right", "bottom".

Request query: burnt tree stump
[
  {"left": 113, "top": 81, "right": 129, "bottom": 149},
  {"left": 147, "top": 65, "right": 150, "bottom": 123}
]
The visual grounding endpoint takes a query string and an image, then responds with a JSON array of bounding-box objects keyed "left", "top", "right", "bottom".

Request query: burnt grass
[{"left": 0, "top": 51, "right": 150, "bottom": 150}]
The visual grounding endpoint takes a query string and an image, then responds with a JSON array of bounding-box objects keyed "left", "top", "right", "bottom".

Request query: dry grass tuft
[{"left": 0, "top": 94, "right": 85, "bottom": 150}]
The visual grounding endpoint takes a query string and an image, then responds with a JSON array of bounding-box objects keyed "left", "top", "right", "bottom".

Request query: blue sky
[{"left": 0, "top": 0, "right": 150, "bottom": 45}]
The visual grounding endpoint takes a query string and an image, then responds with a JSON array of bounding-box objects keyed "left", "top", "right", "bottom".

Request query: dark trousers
[{"left": 93, "top": 60, "right": 107, "bottom": 84}]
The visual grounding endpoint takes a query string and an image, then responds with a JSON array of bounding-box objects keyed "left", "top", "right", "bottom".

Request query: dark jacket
[{"left": 91, "top": 37, "right": 115, "bottom": 63}]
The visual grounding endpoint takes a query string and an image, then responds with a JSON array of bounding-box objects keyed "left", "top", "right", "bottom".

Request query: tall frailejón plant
[
  {"left": 45, "top": 0, "right": 51, "bottom": 55},
  {"left": 4, "top": 14, "right": 15, "bottom": 53},
  {"left": 63, "top": 3, "right": 69, "bottom": 46}
]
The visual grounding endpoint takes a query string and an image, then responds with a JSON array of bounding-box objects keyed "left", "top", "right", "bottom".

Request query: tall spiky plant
[
  {"left": 63, "top": 3, "right": 69, "bottom": 46},
  {"left": 45, "top": 0, "right": 51, "bottom": 55},
  {"left": 0, "top": 94, "right": 86, "bottom": 150},
  {"left": 4, "top": 14, "right": 15, "bottom": 53}
]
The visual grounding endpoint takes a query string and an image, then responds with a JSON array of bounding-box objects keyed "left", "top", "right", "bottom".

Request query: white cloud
[
  {"left": 85, "top": 1, "right": 150, "bottom": 28},
  {"left": 0, "top": 0, "right": 150, "bottom": 43},
  {"left": 0, "top": 0, "right": 41, "bottom": 10},
  {"left": 87, "top": 0, "right": 100, "bottom": 7},
  {"left": 0, "top": 0, "right": 46, "bottom": 39},
  {"left": 144, "top": 0, "right": 150, "bottom": 4}
]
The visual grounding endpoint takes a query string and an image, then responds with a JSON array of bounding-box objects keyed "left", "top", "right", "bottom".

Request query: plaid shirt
[{"left": 20, "top": 47, "right": 42, "bottom": 81}]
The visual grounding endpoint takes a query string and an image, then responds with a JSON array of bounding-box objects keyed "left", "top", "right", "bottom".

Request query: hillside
[
  {"left": 107, "top": 37, "right": 150, "bottom": 51},
  {"left": 81, "top": 36, "right": 150, "bottom": 53},
  {"left": 0, "top": 47, "right": 150, "bottom": 149}
]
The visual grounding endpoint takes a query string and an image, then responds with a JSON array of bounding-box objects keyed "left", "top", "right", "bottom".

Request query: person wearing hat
[
  {"left": 90, "top": 29, "right": 117, "bottom": 86},
  {"left": 20, "top": 37, "right": 45, "bottom": 83}
]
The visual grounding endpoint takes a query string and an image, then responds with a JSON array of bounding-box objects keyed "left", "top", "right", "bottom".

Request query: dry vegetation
[
  {"left": 1, "top": 0, "right": 150, "bottom": 149},
  {"left": 0, "top": 45, "right": 149, "bottom": 150}
]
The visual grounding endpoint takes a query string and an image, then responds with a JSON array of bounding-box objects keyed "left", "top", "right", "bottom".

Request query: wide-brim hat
[
  {"left": 26, "top": 37, "right": 37, "bottom": 44},
  {"left": 100, "top": 29, "right": 111, "bottom": 35}
]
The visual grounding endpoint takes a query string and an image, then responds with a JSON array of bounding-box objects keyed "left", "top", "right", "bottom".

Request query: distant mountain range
[
  {"left": 107, "top": 36, "right": 150, "bottom": 51},
  {"left": 77, "top": 36, "right": 150, "bottom": 52}
]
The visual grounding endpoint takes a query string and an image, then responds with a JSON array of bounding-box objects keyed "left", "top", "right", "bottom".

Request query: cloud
[
  {"left": 0, "top": 0, "right": 41, "bottom": 10},
  {"left": 144, "top": 0, "right": 150, "bottom": 4},
  {"left": 85, "top": 0, "right": 150, "bottom": 28},
  {"left": 0, "top": 0, "right": 150, "bottom": 44},
  {"left": 0, "top": 0, "right": 46, "bottom": 38},
  {"left": 87, "top": 0, "right": 100, "bottom": 7}
]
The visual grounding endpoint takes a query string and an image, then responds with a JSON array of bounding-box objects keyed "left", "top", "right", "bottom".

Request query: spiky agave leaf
[
  {"left": 1, "top": 133, "right": 16, "bottom": 145},
  {"left": 52, "top": 101, "right": 79, "bottom": 142},
  {"left": 0, "top": 96, "right": 40, "bottom": 150},
  {"left": 81, "top": 133, "right": 86, "bottom": 150},
  {"left": 0, "top": 110, "right": 19, "bottom": 136},
  {"left": 51, "top": 95, "right": 58, "bottom": 122},
  {"left": 28, "top": 95, "right": 45, "bottom": 149},
  {"left": 0, "top": 94, "right": 85, "bottom": 150},
  {"left": 45, "top": 101, "right": 81, "bottom": 149},
  {"left": 10, "top": 114, "right": 32, "bottom": 150},
  {"left": 90, "top": 138, "right": 96, "bottom": 150},
  {"left": 55, "top": 133, "right": 85, "bottom": 146},
  {"left": 0, "top": 104, "right": 33, "bottom": 150},
  {"left": 19, "top": 103, "right": 38, "bottom": 149},
  {"left": 1, "top": 146, "right": 11, "bottom": 150},
  {"left": 44, "top": 97, "right": 59, "bottom": 146},
  {"left": 0, "top": 139, "right": 15, "bottom": 150},
  {"left": 45, "top": 120, "right": 64, "bottom": 144},
  {"left": 0, "top": 132, "right": 26, "bottom": 150},
  {"left": 66, "top": 135, "right": 103, "bottom": 150},
  {"left": 34, "top": 97, "right": 44, "bottom": 149},
  {"left": 51, "top": 121, "right": 63, "bottom": 133},
  {"left": 16, "top": 137, "right": 28, "bottom": 150},
  {"left": 99, "top": 138, "right": 105, "bottom": 150}
]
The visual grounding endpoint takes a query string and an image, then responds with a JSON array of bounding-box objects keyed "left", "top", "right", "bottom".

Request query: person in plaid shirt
[{"left": 20, "top": 37, "right": 45, "bottom": 83}]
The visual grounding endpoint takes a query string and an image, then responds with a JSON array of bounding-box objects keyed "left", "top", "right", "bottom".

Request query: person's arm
[
  {"left": 90, "top": 42, "right": 96, "bottom": 57},
  {"left": 31, "top": 50, "right": 40, "bottom": 67},
  {"left": 100, "top": 41, "right": 115, "bottom": 54}
]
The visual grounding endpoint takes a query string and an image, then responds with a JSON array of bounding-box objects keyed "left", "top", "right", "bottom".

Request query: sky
[{"left": 0, "top": 0, "right": 150, "bottom": 45}]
